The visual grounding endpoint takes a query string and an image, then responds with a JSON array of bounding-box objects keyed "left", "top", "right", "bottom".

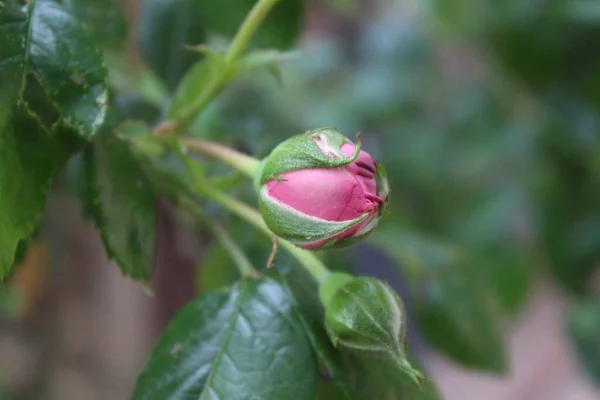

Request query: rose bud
[{"left": 258, "top": 128, "right": 389, "bottom": 250}]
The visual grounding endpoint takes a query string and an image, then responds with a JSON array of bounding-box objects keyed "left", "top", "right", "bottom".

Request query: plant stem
[
  {"left": 174, "top": 79, "right": 228, "bottom": 135},
  {"left": 181, "top": 138, "right": 261, "bottom": 178},
  {"left": 172, "top": 0, "right": 280, "bottom": 134},
  {"left": 192, "top": 182, "right": 330, "bottom": 283},
  {"left": 225, "top": 0, "right": 279, "bottom": 64},
  {"left": 210, "top": 221, "right": 259, "bottom": 278},
  {"left": 193, "top": 205, "right": 260, "bottom": 279}
]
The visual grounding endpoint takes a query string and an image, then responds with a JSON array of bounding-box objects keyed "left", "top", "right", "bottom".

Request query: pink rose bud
[{"left": 258, "top": 128, "right": 389, "bottom": 250}]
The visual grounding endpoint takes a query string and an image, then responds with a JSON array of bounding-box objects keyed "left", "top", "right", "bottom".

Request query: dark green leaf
[
  {"left": 412, "top": 270, "right": 506, "bottom": 372},
  {"left": 196, "top": 242, "right": 238, "bottom": 293},
  {"left": 0, "top": 0, "right": 27, "bottom": 127},
  {"left": 291, "top": 296, "right": 354, "bottom": 399},
  {"left": 373, "top": 228, "right": 507, "bottom": 372},
  {"left": 67, "top": 152, "right": 96, "bottom": 219},
  {"left": 568, "top": 298, "right": 600, "bottom": 386},
  {"left": 340, "top": 354, "right": 441, "bottom": 400},
  {"left": 60, "top": 0, "right": 128, "bottom": 50},
  {"left": 133, "top": 278, "right": 316, "bottom": 400},
  {"left": 139, "top": 0, "right": 206, "bottom": 91},
  {"left": 316, "top": 382, "right": 351, "bottom": 400},
  {"left": 29, "top": 0, "right": 108, "bottom": 139},
  {"left": 120, "top": 121, "right": 208, "bottom": 201},
  {"left": 457, "top": 190, "right": 534, "bottom": 314},
  {"left": 0, "top": 107, "right": 72, "bottom": 277},
  {"left": 0, "top": 0, "right": 104, "bottom": 277},
  {"left": 538, "top": 142, "right": 600, "bottom": 294},
  {"left": 473, "top": 247, "right": 531, "bottom": 314},
  {"left": 239, "top": 49, "right": 301, "bottom": 73},
  {"left": 84, "top": 118, "right": 157, "bottom": 280}
]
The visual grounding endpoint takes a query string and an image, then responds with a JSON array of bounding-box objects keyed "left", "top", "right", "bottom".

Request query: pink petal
[{"left": 266, "top": 168, "right": 367, "bottom": 221}]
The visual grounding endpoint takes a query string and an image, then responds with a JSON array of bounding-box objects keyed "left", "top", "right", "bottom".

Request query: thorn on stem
[{"left": 267, "top": 235, "right": 279, "bottom": 268}]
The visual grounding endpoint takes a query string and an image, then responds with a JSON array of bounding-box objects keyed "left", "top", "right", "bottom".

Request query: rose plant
[
  {"left": 6, "top": 0, "right": 599, "bottom": 399},
  {"left": 0, "top": 0, "right": 430, "bottom": 399}
]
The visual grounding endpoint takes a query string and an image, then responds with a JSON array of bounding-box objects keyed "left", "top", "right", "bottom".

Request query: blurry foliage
[
  {"left": 568, "top": 298, "right": 600, "bottom": 385},
  {"left": 2, "top": 0, "right": 600, "bottom": 397},
  {"left": 183, "top": 0, "right": 600, "bottom": 380}
]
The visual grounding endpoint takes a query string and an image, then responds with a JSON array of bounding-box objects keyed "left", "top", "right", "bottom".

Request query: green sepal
[
  {"left": 322, "top": 219, "right": 381, "bottom": 250},
  {"left": 253, "top": 158, "right": 267, "bottom": 193},
  {"left": 375, "top": 162, "right": 390, "bottom": 206},
  {"left": 258, "top": 187, "right": 368, "bottom": 245},
  {"left": 259, "top": 127, "right": 361, "bottom": 185}
]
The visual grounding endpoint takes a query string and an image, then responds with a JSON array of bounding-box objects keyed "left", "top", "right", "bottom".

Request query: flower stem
[
  {"left": 225, "top": 0, "right": 279, "bottom": 64},
  {"left": 192, "top": 181, "right": 330, "bottom": 283},
  {"left": 172, "top": 0, "right": 280, "bottom": 135},
  {"left": 181, "top": 138, "right": 261, "bottom": 178},
  {"left": 179, "top": 197, "right": 259, "bottom": 278}
]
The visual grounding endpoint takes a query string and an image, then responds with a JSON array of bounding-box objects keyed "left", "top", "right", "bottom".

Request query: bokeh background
[{"left": 1, "top": 0, "right": 600, "bottom": 399}]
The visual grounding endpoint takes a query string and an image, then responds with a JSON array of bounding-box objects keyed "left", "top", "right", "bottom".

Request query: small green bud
[
  {"left": 324, "top": 277, "right": 424, "bottom": 385},
  {"left": 318, "top": 272, "right": 354, "bottom": 308}
]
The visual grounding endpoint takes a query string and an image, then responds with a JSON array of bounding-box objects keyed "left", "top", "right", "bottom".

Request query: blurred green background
[{"left": 1, "top": 0, "right": 600, "bottom": 399}]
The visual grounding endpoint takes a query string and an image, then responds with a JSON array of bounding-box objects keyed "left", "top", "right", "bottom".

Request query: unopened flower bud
[
  {"left": 258, "top": 128, "right": 389, "bottom": 250},
  {"left": 323, "top": 276, "right": 424, "bottom": 385}
]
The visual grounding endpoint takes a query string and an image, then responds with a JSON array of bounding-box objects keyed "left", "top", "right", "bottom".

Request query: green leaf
[
  {"left": 133, "top": 278, "right": 317, "bottom": 400},
  {"left": 340, "top": 354, "right": 441, "bottom": 400},
  {"left": 316, "top": 383, "right": 351, "bottom": 400},
  {"left": 373, "top": 228, "right": 507, "bottom": 372},
  {"left": 60, "top": 0, "right": 128, "bottom": 50},
  {"left": 474, "top": 247, "right": 531, "bottom": 314},
  {"left": 0, "top": 0, "right": 106, "bottom": 277},
  {"left": 568, "top": 298, "right": 600, "bottom": 386},
  {"left": 29, "top": 0, "right": 108, "bottom": 139},
  {"left": 168, "top": 53, "right": 227, "bottom": 119},
  {"left": 139, "top": 0, "right": 207, "bottom": 91},
  {"left": 239, "top": 49, "right": 301, "bottom": 73},
  {"left": 412, "top": 270, "right": 506, "bottom": 372},
  {"left": 290, "top": 295, "right": 354, "bottom": 398},
  {"left": 196, "top": 243, "right": 238, "bottom": 294},
  {"left": 0, "top": 107, "right": 72, "bottom": 277},
  {"left": 237, "top": 49, "right": 301, "bottom": 88},
  {"left": 84, "top": 118, "right": 157, "bottom": 280},
  {"left": 0, "top": 0, "right": 27, "bottom": 127}
]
